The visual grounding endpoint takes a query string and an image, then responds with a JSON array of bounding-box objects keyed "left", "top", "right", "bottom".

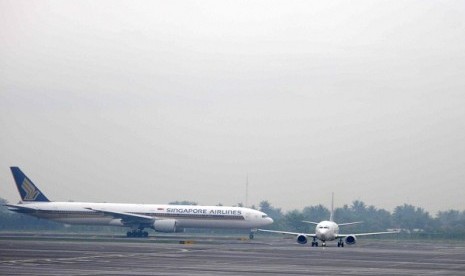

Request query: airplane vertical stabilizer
[
  {"left": 10, "top": 167, "right": 50, "bottom": 202},
  {"left": 329, "top": 192, "right": 334, "bottom": 222}
]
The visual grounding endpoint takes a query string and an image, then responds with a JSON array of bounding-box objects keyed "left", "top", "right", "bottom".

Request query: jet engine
[
  {"left": 345, "top": 235, "right": 357, "bottom": 245},
  {"left": 108, "top": 218, "right": 124, "bottom": 226},
  {"left": 297, "top": 235, "right": 308, "bottom": 244},
  {"left": 153, "top": 219, "right": 178, "bottom": 233}
]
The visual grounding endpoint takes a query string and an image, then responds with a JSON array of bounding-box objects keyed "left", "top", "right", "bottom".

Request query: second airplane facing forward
[{"left": 259, "top": 194, "right": 398, "bottom": 247}]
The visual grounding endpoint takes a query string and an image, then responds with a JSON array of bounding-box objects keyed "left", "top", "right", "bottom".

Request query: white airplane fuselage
[
  {"left": 6, "top": 167, "right": 273, "bottom": 236},
  {"left": 9, "top": 201, "right": 272, "bottom": 230},
  {"left": 315, "top": 220, "right": 339, "bottom": 242}
]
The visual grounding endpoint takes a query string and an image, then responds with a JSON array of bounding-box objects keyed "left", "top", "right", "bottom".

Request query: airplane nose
[{"left": 267, "top": 217, "right": 274, "bottom": 224}]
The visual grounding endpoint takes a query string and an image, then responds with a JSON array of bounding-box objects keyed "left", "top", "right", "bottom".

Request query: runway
[{"left": 1, "top": 233, "right": 464, "bottom": 275}]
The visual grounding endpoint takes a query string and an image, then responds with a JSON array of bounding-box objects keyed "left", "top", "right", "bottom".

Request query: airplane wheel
[
  {"left": 143, "top": 231, "right": 149, "bottom": 237},
  {"left": 341, "top": 243, "right": 344, "bottom": 247},
  {"left": 249, "top": 233, "right": 254, "bottom": 239}
]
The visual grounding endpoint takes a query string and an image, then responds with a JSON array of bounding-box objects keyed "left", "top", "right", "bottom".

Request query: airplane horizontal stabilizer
[
  {"left": 4, "top": 203, "right": 39, "bottom": 213},
  {"left": 302, "top": 220, "right": 320, "bottom": 225},
  {"left": 338, "top": 221, "right": 363, "bottom": 226}
]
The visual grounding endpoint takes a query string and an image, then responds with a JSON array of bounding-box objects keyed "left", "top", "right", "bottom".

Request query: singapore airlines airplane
[
  {"left": 259, "top": 194, "right": 398, "bottom": 247},
  {"left": 5, "top": 167, "right": 273, "bottom": 238}
]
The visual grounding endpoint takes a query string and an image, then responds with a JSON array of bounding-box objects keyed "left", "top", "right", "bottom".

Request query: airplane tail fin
[
  {"left": 329, "top": 192, "right": 334, "bottom": 222},
  {"left": 10, "top": 167, "right": 50, "bottom": 202}
]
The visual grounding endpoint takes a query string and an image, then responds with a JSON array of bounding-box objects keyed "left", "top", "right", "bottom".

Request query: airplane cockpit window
[{"left": 261, "top": 215, "right": 269, "bottom": 218}]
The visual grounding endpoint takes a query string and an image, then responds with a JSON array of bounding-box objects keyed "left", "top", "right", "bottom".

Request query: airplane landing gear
[
  {"left": 249, "top": 229, "right": 257, "bottom": 240},
  {"left": 337, "top": 238, "right": 344, "bottom": 247},
  {"left": 311, "top": 237, "right": 318, "bottom": 247},
  {"left": 127, "top": 229, "right": 149, "bottom": 238}
]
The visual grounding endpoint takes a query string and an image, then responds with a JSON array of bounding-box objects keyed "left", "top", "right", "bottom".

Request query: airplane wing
[
  {"left": 85, "top": 208, "right": 155, "bottom": 224},
  {"left": 258, "top": 229, "right": 316, "bottom": 237},
  {"left": 336, "top": 230, "right": 400, "bottom": 238}
]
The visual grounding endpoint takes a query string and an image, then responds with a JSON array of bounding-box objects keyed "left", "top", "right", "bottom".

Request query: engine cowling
[
  {"left": 108, "top": 218, "right": 124, "bottom": 226},
  {"left": 153, "top": 219, "right": 178, "bottom": 233},
  {"left": 297, "top": 235, "right": 308, "bottom": 244},
  {"left": 345, "top": 235, "right": 357, "bottom": 245}
]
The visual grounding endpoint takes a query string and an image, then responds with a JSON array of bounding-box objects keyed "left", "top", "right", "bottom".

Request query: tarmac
[{"left": 1, "top": 233, "right": 464, "bottom": 275}]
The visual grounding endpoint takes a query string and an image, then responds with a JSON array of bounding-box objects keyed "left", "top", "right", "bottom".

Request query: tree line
[
  {"left": 1, "top": 197, "right": 464, "bottom": 239},
  {"left": 257, "top": 200, "right": 465, "bottom": 239}
]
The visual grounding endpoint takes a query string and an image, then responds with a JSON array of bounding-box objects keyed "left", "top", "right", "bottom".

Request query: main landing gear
[
  {"left": 126, "top": 229, "right": 149, "bottom": 238},
  {"left": 249, "top": 229, "right": 257, "bottom": 240},
  {"left": 311, "top": 237, "right": 319, "bottom": 247},
  {"left": 337, "top": 238, "right": 344, "bottom": 247}
]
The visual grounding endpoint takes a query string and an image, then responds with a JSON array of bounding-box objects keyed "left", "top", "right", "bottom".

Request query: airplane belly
[{"left": 317, "top": 232, "right": 336, "bottom": 241}]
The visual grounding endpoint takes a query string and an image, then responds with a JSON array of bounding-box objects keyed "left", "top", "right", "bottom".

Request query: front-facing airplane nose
[{"left": 266, "top": 217, "right": 274, "bottom": 225}]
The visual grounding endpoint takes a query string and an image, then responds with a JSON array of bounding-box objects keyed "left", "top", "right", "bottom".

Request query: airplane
[
  {"left": 5, "top": 167, "right": 273, "bottom": 238},
  {"left": 258, "top": 193, "right": 398, "bottom": 247}
]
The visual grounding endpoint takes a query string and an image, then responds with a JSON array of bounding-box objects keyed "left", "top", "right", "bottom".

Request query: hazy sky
[{"left": 1, "top": 1, "right": 464, "bottom": 215}]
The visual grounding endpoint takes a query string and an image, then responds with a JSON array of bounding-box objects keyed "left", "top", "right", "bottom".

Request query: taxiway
[{"left": 0, "top": 233, "right": 464, "bottom": 275}]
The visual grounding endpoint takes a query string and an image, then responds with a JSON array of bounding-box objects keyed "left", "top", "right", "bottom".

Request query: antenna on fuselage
[{"left": 329, "top": 192, "right": 334, "bottom": 222}]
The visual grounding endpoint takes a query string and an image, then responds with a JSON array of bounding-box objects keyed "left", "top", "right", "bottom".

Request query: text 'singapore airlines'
[{"left": 6, "top": 167, "right": 273, "bottom": 238}]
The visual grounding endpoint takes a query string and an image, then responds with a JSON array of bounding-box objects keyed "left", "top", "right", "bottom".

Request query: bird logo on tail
[{"left": 21, "top": 178, "right": 41, "bottom": 201}]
